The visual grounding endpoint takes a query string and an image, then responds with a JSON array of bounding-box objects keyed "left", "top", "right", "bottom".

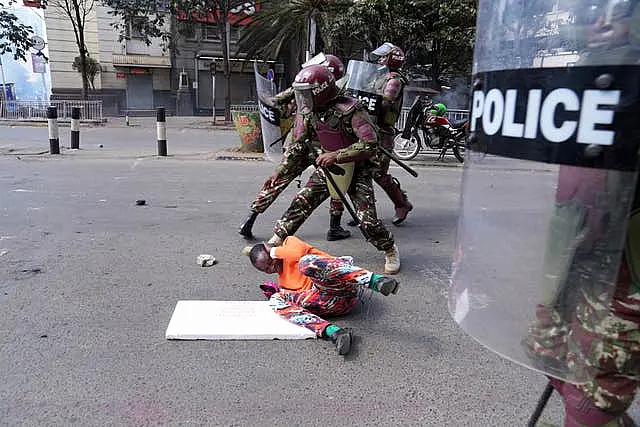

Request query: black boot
[
  {"left": 239, "top": 211, "right": 258, "bottom": 239},
  {"left": 326, "top": 214, "right": 351, "bottom": 241}
]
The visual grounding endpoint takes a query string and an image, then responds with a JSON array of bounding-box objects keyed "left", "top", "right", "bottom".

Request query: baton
[
  {"left": 378, "top": 145, "right": 419, "bottom": 178},
  {"left": 320, "top": 165, "right": 370, "bottom": 241},
  {"left": 527, "top": 382, "right": 554, "bottom": 427}
]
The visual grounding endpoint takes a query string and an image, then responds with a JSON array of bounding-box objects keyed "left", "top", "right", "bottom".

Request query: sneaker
[
  {"left": 241, "top": 246, "right": 252, "bottom": 256},
  {"left": 384, "top": 244, "right": 400, "bottom": 275},
  {"left": 333, "top": 328, "right": 353, "bottom": 355},
  {"left": 372, "top": 276, "right": 399, "bottom": 296},
  {"left": 267, "top": 234, "right": 283, "bottom": 246}
]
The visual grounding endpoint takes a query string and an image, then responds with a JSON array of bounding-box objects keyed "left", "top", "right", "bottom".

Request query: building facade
[
  {"left": 172, "top": 3, "right": 285, "bottom": 116},
  {"left": 44, "top": 5, "right": 173, "bottom": 116}
]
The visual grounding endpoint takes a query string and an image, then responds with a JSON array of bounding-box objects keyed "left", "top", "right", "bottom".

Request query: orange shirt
[{"left": 272, "top": 236, "right": 330, "bottom": 292}]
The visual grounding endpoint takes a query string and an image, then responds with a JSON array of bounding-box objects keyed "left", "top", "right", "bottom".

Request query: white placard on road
[{"left": 165, "top": 300, "right": 317, "bottom": 340}]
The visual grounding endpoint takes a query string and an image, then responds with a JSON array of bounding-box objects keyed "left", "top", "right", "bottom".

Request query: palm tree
[{"left": 236, "top": 0, "right": 351, "bottom": 79}]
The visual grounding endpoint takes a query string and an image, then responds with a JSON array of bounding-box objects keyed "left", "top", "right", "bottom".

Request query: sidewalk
[{"left": 0, "top": 115, "right": 237, "bottom": 130}]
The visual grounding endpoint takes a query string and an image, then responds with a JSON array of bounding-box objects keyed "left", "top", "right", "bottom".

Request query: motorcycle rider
[
  {"left": 429, "top": 102, "right": 447, "bottom": 118},
  {"left": 238, "top": 54, "right": 352, "bottom": 242},
  {"left": 267, "top": 64, "right": 401, "bottom": 275}
]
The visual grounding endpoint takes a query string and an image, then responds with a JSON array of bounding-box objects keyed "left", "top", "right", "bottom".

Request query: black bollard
[
  {"left": 156, "top": 107, "right": 167, "bottom": 156},
  {"left": 47, "top": 106, "right": 60, "bottom": 155},
  {"left": 71, "top": 107, "right": 80, "bottom": 149}
]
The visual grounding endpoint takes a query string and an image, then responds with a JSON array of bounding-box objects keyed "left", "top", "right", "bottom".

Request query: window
[
  {"left": 128, "top": 17, "right": 146, "bottom": 40},
  {"left": 203, "top": 24, "right": 219, "bottom": 41}
]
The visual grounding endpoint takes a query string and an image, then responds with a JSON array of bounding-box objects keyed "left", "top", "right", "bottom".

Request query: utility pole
[{"left": 0, "top": 55, "right": 8, "bottom": 103}]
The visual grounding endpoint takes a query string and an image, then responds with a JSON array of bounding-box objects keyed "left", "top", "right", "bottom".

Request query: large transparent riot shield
[
  {"left": 449, "top": 0, "right": 640, "bottom": 387},
  {"left": 254, "top": 61, "right": 283, "bottom": 162},
  {"left": 344, "top": 60, "right": 388, "bottom": 123}
]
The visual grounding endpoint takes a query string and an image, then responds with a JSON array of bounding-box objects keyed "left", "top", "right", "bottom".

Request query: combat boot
[
  {"left": 378, "top": 175, "right": 413, "bottom": 225},
  {"left": 239, "top": 211, "right": 259, "bottom": 239},
  {"left": 393, "top": 201, "right": 413, "bottom": 225},
  {"left": 384, "top": 244, "right": 400, "bottom": 275},
  {"left": 326, "top": 214, "right": 351, "bottom": 241}
]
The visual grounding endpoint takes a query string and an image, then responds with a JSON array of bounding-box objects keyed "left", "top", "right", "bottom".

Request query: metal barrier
[
  {"left": 230, "top": 104, "right": 259, "bottom": 112},
  {"left": 396, "top": 108, "right": 470, "bottom": 131},
  {"left": 0, "top": 100, "right": 104, "bottom": 121},
  {"left": 227, "top": 103, "right": 469, "bottom": 131}
]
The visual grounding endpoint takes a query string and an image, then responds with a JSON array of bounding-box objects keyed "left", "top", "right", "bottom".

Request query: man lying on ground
[{"left": 247, "top": 236, "right": 399, "bottom": 355}]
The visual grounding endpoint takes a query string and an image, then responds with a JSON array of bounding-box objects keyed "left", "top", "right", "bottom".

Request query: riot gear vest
[
  {"left": 374, "top": 71, "right": 407, "bottom": 128},
  {"left": 313, "top": 97, "right": 361, "bottom": 152}
]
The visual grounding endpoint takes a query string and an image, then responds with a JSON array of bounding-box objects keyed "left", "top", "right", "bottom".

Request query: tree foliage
[
  {"left": 0, "top": 0, "right": 38, "bottom": 61},
  {"left": 50, "top": 0, "right": 95, "bottom": 99},
  {"left": 72, "top": 54, "right": 100, "bottom": 88},
  {"left": 236, "top": 0, "right": 351, "bottom": 65},
  {"left": 325, "top": 0, "right": 476, "bottom": 87},
  {"left": 237, "top": 0, "right": 476, "bottom": 88}
]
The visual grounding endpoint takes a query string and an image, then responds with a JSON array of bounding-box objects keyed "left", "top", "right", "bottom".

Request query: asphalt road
[{"left": 0, "top": 130, "right": 635, "bottom": 426}]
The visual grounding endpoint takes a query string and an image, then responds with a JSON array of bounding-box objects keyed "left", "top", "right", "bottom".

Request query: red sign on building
[
  {"left": 23, "top": 0, "right": 41, "bottom": 7},
  {"left": 175, "top": 1, "right": 259, "bottom": 25}
]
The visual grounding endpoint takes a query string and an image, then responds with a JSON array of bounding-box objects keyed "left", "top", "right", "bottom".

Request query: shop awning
[{"left": 112, "top": 54, "right": 171, "bottom": 68}]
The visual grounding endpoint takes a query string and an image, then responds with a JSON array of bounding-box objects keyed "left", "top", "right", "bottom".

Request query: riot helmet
[
  {"left": 370, "top": 42, "right": 405, "bottom": 70},
  {"left": 291, "top": 64, "right": 339, "bottom": 115},
  {"left": 323, "top": 54, "right": 345, "bottom": 80}
]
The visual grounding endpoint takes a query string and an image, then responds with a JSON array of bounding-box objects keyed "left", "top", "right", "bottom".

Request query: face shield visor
[
  {"left": 370, "top": 42, "right": 396, "bottom": 59},
  {"left": 302, "top": 53, "right": 328, "bottom": 68},
  {"left": 292, "top": 83, "right": 315, "bottom": 116}
]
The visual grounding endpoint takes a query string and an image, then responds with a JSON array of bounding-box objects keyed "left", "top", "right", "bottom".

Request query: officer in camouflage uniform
[
  {"left": 268, "top": 64, "right": 401, "bottom": 275},
  {"left": 239, "top": 55, "right": 352, "bottom": 242},
  {"left": 523, "top": 2, "right": 640, "bottom": 424},
  {"left": 368, "top": 43, "right": 413, "bottom": 226}
]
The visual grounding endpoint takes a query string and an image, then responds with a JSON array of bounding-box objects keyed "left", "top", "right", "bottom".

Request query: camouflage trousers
[
  {"left": 525, "top": 259, "right": 640, "bottom": 416},
  {"left": 273, "top": 165, "right": 395, "bottom": 251},
  {"left": 372, "top": 129, "right": 410, "bottom": 209},
  {"left": 249, "top": 140, "right": 344, "bottom": 216}
]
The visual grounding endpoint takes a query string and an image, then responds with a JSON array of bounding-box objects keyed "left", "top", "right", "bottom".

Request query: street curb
[
  {"left": 0, "top": 119, "right": 106, "bottom": 128},
  {"left": 214, "top": 151, "right": 265, "bottom": 161}
]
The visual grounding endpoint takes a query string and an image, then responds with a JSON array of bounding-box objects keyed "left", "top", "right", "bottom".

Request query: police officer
[
  {"left": 369, "top": 42, "right": 414, "bottom": 226},
  {"left": 267, "top": 64, "right": 401, "bottom": 275},
  {"left": 238, "top": 55, "right": 352, "bottom": 242},
  {"left": 449, "top": 0, "right": 640, "bottom": 425}
]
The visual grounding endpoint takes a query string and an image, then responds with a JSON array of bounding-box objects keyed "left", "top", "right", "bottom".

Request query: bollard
[
  {"left": 156, "top": 107, "right": 167, "bottom": 156},
  {"left": 47, "top": 106, "right": 60, "bottom": 155},
  {"left": 71, "top": 107, "right": 80, "bottom": 149}
]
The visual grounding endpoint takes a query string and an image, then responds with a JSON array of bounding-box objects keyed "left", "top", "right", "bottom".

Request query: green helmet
[{"left": 432, "top": 103, "right": 447, "bottom": 116}]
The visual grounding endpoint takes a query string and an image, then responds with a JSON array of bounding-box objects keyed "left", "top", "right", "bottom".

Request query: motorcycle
[{"left": 393, "top": 96, "right": 468, "bottom": 162}]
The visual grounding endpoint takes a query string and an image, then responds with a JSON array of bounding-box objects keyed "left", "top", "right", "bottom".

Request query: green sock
[
  {"left": 324, "top": 324, "right": 341, "bottom": 339},
  {"left": 369, "top": 274, "right": 384, "bottom": 289}
]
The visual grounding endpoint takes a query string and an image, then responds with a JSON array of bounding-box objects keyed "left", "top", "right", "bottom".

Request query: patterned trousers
[
  {"left": 273, "top": 166, "right": 395, "bottom": 251},
  {"left": 268, "top": 254, "right": 373, "bottom": 336}
]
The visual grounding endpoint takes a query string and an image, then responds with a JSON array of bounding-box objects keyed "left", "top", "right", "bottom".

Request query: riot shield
[
  {"left": 254, "top": 61, "right": 283, "bottom": 162},
  {"left": 344, "top": 60, "right": 388, "bottom": 122},
  {"left": 449, "top": 0, "right": 640, "bottom": 386}
]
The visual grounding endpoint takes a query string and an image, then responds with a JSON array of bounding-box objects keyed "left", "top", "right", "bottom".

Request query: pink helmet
[{"left": 292, "top": 64, "right": 339, "bottom": 113}]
